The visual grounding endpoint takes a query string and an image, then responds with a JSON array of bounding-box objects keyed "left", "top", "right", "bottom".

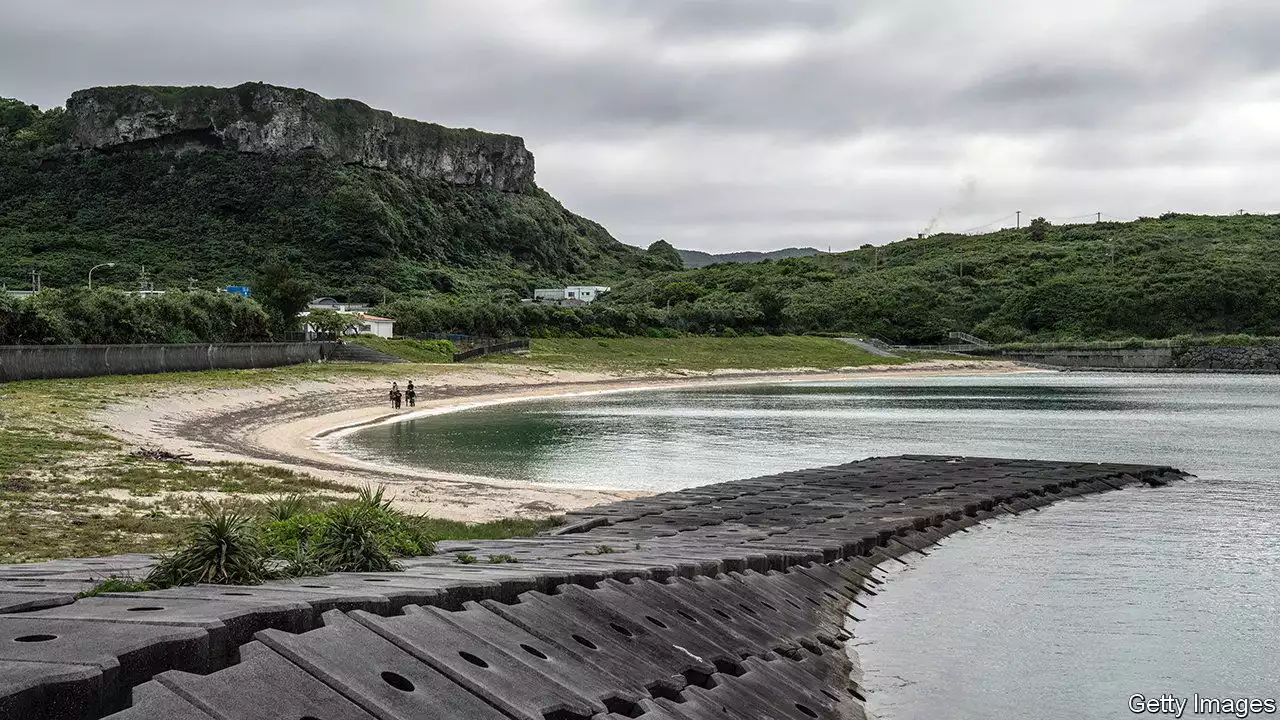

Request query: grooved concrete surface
[{"left": 0, "top": 456, "right": 1184, "bottom": 719}]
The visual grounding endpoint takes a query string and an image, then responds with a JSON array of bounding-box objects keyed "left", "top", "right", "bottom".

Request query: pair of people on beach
[{"left": 389, "top": 381, "right": 416, "bottom": 409}]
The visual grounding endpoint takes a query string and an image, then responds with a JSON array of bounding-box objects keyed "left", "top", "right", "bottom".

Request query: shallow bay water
[{"left": 338, "top": 372, "right": 1280, "bottom": 716}]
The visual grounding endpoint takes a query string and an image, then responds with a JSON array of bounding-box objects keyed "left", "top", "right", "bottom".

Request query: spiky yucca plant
[
  {"left": 264, "top": 494, "right": 309, "bottom": 522},
  {"left": 314, "top": 505, "right": 399, "bottom": 573},
  {"left": 146, "top": 506, "right": 272, "bottom": 586}
]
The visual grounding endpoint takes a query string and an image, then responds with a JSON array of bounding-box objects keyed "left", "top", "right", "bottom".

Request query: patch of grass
[
  {"left": 454, "top": 552, "right": 478, "bottom": 564},
  {"left": 348, "top": 336, "right": 455, "bottom": 363},
  {"left": 584, "top": 544, "right": 618, "bottom": 556},
  {"left": 486, "top": 554, "right": 518, "bottom": 564},
  {"left": 487, "top": 336, "right": 907, "bottom": 372},
  {"left": 76, "top": 576, "right": 153, "bottom": 598}
]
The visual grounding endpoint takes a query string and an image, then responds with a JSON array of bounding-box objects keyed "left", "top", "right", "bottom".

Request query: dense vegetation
[
  {"left": 386, "top": 214, "right": 1280, "bottom": 344},
  {"left": 678, "top": 246, "right": 825, "bottom": 269},
  {"left": 0, "top": 97, "right": 640, "bottom": 303},
  {"left": 0, "top": 288, "right": 269, "bottom": 344},
  {"left": 7, "top": 95, "right": 1279, "bottom": 345}
]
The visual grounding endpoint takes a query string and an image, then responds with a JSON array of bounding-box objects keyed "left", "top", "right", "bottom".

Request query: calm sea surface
[{"left": 337, "top": 372, "right": 1280, "bottom": 718}]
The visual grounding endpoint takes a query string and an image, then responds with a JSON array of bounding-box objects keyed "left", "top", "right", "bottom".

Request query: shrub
[
  {"left": 313, "top": 505, "right": 399, "bottom": 573},
  {"left": 146, "top": 506, "right": 272, "bottom": 586}
]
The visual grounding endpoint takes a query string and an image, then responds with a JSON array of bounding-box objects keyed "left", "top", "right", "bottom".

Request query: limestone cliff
[{"left": 66, "top": 82, "right": 534, "bottom": 192}]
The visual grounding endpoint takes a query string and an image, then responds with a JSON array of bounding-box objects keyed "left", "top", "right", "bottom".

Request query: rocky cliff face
[{"left": 66, "top": 83, "right": 534, "bottom": 192}]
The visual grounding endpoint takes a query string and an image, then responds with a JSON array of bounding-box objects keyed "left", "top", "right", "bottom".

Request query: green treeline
[
  {"left": 7, "top": 97, "right": 1280, "bottom": 345},
  {"left": 0, "top": 289, "right": 269, "bottom": 345},
  {"left": 382, "top": 214, "right": 1280, "bottom": 344}
]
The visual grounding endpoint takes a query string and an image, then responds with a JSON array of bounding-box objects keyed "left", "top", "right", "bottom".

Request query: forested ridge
[{"left": 5, "top": 93, "right": 1276, "bottom": 345}]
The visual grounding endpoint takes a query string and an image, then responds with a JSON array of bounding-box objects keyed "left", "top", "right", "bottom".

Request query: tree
[
  {"left": 642, "top": 239, "right": 684, "bottom": 271},
  {"left": 1028, "top": 217, "right": 1050, "bottom": 242},
  {"left": 306, "top": 307, "right": 355, "bottom": 339},
  {"left": 255, "top": 261, "right": 314, "bottom": 338}
]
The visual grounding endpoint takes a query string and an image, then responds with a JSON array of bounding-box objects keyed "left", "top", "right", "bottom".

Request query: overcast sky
[{"left": 4, "top": 1, "right": 1278, "bottom": 252}]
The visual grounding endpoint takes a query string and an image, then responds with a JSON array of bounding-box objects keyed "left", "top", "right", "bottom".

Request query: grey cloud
[{"left": 2, "top": 0, "right": 1278, "bottom": 250}]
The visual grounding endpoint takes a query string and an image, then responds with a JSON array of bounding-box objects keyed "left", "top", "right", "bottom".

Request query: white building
[
  {"left": 532, "top": 286, "right": 611, "bottom": 304},
  {"left": 351, "top": 313, "right": 395, "bottom": 338},
  {"left": 566, "top": 286, "right": 610, "bottom": 302},
  {"left": 299, "top": 310, "right": 395, "bottom": 339},
  {"left": 308, "top": 297, "right": 372, "bottom": 313}
]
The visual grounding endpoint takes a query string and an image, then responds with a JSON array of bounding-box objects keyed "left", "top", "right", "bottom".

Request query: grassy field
[
  {"left": 347, "top": 336, "right": 456, "bottom": 363},
  {"left": 485, "top": 336, "right": 909, "bottom": 372},
  {"left": 0, "top": 362, "right": 486, "bottom": 562}
]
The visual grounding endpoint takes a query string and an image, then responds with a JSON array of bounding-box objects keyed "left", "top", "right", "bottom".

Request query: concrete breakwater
[
  {"left": 0, "top": 342, "right": 336, "bottom": 382},
  {"left": 0, "top": 456, "right": 1184, "bottom": 719},
  {"left": 980, "top": 345, "right": 1280, "bottom": 371}
]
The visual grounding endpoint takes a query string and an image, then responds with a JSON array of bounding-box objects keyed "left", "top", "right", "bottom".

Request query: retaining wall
[
  {"left": 0, "top": 342, "right": 336, "bottom": 382},
  {"left": 980, "top": 345, "right": 1280, "bottom": 371}
]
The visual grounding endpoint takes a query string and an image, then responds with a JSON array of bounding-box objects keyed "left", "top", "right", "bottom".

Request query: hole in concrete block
[
  {"left": 713, "top": 608, "right": 732, "bottom": 620},
  {"left": 676, "top": 610, "right": 700, "bottom": 623},
  {"left": 459, "top": 651, "right": 489, "bottom": 668},
  {"left": 300, "top": 717, "right": 321, "bottom": 720},
  {"left": 848, "top": 685, "right": 867, "bottom": 701},
  {"left": 363, "top": 578, "right": 390, "bottom": 583},
  {"left": 795, "top": 702, "right": 818, "bottom": 717},
  {"left": 645, "top": 615, "right": 668, "bottom": 629},
  {"left": 602, "top": 696, "right": 644, "bottom": 717},
  {"left": 759, "top": 601, "right": 778, "bottom": 612},
  {"left": 571, "top": 633, "right": 598, "bottom": 650},
  {"left": 737, "top": 603, "right": 758, "bottom": 616},
  {"left": 786, "top": 599, "right": 803, "bottom": 609},
  {"left": 126, "top": 606, "right": 164, "bottom": 612},
  {"left": 610, "top": 622, "right": 634, "bottom": 637},
  {"left": 647, "top": 682, "right": 684, "bottom": 703},
  {"left": 520, "top": 643, "right": 548, "bottom": 660},
  {"left": 222, "top": 592, "right": 253, "bottom": 596},
  {"left": 713, "top": 658, "right": 744, "bottom": 677},
  {"left": 381, "top": 671, "right": 415, "bottom": 692},
  {"left": 821, "top": 689, "right": 840, "bottom": 701},
  {"left": 683, "top": 668, "right": 717, "bottom": 689},
  {"left": 301, "top": 585, "right": 331, "bottom": 589},
  {"left": 14, "top": 634, "right": 56, "bottom": 643}
]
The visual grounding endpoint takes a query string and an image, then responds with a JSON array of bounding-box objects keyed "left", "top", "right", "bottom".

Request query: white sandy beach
[{"left": 99, "top": 360, "right": 1039, "bottom": 521}]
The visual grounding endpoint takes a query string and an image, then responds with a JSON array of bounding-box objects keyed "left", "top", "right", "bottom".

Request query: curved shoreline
[{"left": 100, "top": 360, "right": 1038, "bottom": 521}]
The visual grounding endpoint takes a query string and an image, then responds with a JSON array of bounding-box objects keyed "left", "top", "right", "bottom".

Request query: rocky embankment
[
  {"left": 66, "top": 82, "right": 533, "bottom": 191},
  {"left": 1173, "top": 345, "right": 1280, "bottom": 370}
]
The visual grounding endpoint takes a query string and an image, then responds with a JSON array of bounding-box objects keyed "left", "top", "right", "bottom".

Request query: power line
[{"left": 957, "top": 213, "right": 1017, "bottom": 234}]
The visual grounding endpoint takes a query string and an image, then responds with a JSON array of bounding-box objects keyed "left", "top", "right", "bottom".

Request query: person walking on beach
[
  {"left": 390, "top": 382, "right": 402, "bottom": 409},
  {"left": 406, "top": 381, "right": 416, "bottom": 408}
]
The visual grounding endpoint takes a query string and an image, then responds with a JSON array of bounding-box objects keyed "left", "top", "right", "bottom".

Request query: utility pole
[
  {"left": 138, "top": 265, "right": 153, "bottom": 293},
  {"left": 1096, "top": 212, "right": 1101, "bottom": 223},
  {"left": 1016, "top": 210, "right": 1022, "bottom": 229},
  {"left": 30, "top": 269, "right": 41, "bottom": 292}
]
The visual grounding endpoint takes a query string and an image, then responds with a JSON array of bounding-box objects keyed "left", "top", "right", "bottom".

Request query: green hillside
[
  {"left": 0, "top": 91, "right": 640, "bottom": 302},
  {"left": 600, "top": 214, "right": 1280, "bottom": 343}
]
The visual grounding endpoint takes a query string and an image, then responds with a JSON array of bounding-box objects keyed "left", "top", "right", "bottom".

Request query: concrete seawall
[
  {"left": 0, "top": 342, "right": 336, "bottom": 382},
  {"left": 0, "top": 455, "right": 1184, "bottom": 719},
  {"left": 978, "top": 345, "right": 1280, "bottom": 372}
]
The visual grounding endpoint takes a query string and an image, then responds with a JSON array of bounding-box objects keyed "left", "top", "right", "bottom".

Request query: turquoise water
[{"left": 337, "top": 372, "right": 1280, "bottom": 717}]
